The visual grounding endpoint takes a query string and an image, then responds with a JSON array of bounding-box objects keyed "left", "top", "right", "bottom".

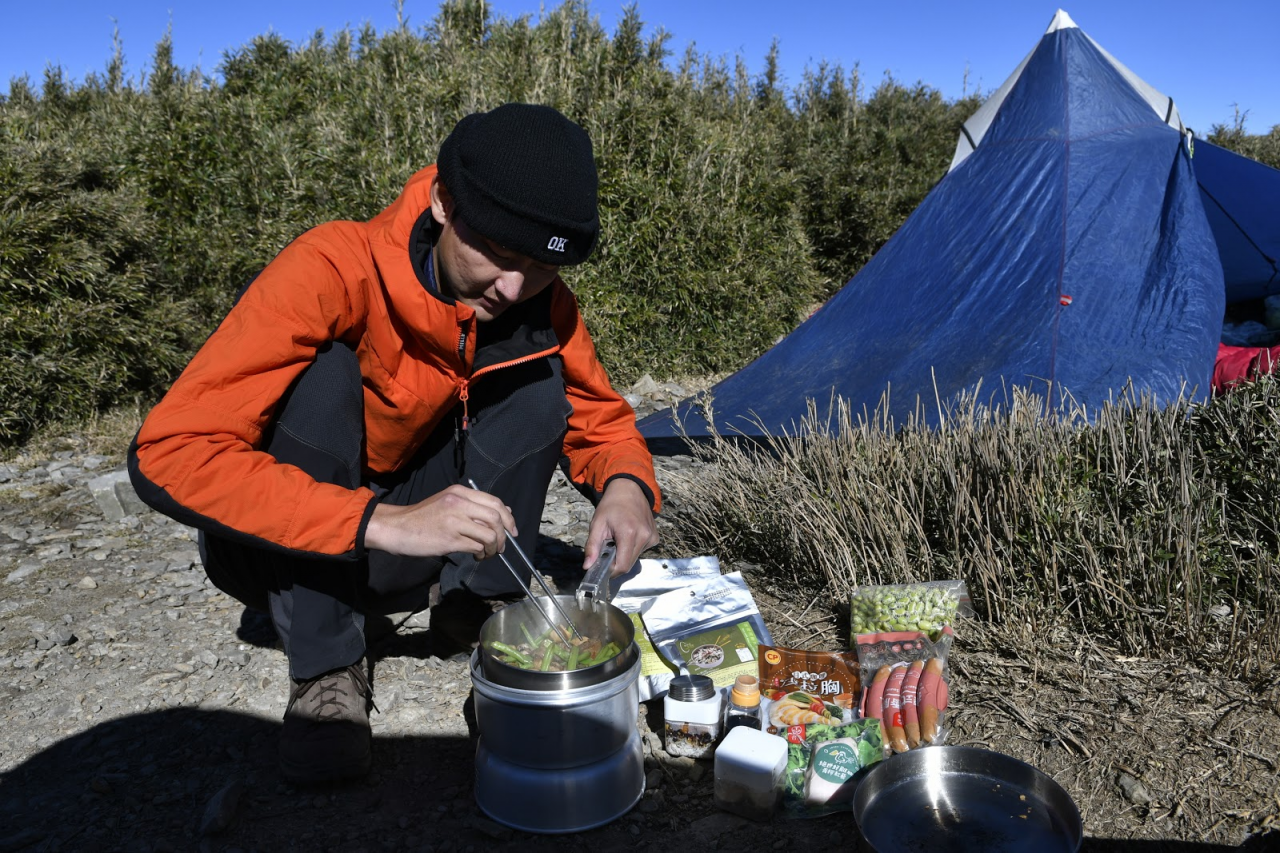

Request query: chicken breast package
[{"left": 757, "top": 645, "right": 862, "bottom": 733}]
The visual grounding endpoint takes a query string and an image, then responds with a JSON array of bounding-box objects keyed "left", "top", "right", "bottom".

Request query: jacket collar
[{"left": 372, "top": 165, "right": 562, "bottom": 371}]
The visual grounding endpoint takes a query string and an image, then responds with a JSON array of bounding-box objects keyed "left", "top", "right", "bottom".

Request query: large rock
[{"left": 87, "top": 469, "right": 149, "bottom": 522}]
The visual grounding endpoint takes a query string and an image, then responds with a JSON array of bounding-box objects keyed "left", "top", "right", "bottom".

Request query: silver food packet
[
  {"left": 610, "top": 556, "right": 724, "bottom": 701},
  {"left": 641, "top": 572, "right": 774, "bottom": 694}
]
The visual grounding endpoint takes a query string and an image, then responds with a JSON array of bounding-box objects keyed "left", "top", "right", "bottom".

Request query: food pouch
[
  {"left": 612, "top": 557, "right": 724, "bottom": 700},
  {"left": 757, "top": 644, "right": 862, "bottom": 733},
  {"left": 641, "top": 572, "right": 772, "bottom": 690},
  {"left": 855, "top": 628, "right": 953, "bottom": 755},
  {"left": 848, "top": 579, "right": 972, "bottom": 640},
  {"left": 778, "top": 720, "right": 883, "bottom": 819}
]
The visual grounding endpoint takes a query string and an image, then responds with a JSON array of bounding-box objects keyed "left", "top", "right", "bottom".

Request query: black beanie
[{"left": 437, "top": 103, "right": 599, "bottom": 266}]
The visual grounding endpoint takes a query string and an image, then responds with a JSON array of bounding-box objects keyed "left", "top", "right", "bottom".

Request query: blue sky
[{"left": 4, "top": 1, "right": 1277, "bottom": 135}]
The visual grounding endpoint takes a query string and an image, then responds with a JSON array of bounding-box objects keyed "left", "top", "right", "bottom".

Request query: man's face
[{"left": 430, "top": 179, "right": 561, "bottom": 322}]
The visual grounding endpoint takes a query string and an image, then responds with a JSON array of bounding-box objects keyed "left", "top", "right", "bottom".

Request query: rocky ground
[{"left": 2, "top": 384, "right": 1280, "bottom": 852}]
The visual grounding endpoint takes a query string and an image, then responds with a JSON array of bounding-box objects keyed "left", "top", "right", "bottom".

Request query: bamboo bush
[
  {"left": 663, "top": 378, "right": 1280, "bottom": 679},
  {"left": 1207, "top": 109, "right": 1280, "bottom": 169}
]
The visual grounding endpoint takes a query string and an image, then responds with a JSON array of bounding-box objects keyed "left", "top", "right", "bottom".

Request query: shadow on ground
[{"left": 3, "top": 703, "right": 1276, "bottom": 853}]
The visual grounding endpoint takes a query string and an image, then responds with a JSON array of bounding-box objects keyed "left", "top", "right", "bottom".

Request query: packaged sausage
[
  {"left": 855, "top": 628, "right": 953, "bottom": 755},
  {"left": 849, "top": 580, "right": 967, "bottom": 757}
]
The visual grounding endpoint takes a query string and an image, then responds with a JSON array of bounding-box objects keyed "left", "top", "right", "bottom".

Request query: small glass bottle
[
  {"left": 664, "top": 674, "right": 721, "bottom": 759},
  {"left": 724, "top": 675, "right": 763, "bottom": 732}
]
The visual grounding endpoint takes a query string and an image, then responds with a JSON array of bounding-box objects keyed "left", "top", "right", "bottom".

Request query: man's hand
[
  {"left": 584, "top": 478, "right": 658, "bottom": 577},
  {"left": 364, "top": 485, "right": 517, "bottom": 559}
]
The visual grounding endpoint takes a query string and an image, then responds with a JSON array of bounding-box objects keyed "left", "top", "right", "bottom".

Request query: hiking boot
[
  {"left": 428, "top": 587, "right": 521, "bottom": 659},
  {"left": 279, "top": 662, "right": 373, "bottom": 784}
]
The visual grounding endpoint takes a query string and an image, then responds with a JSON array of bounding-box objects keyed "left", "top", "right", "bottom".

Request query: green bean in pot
[{"left": 489, "top": 641, "right": 532, "bottom": 667}]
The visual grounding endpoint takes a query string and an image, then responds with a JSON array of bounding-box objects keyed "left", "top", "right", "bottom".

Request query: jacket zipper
[
  {"left": 455, "top": 326, "right": 470, "bottom": 476},
  {"left": 454, "top": 329, "right": 559, "bottom": 472},
  {"left": 470, "top": 346, "right": 560, "bottom": 382},
  {"left": 456, "top": 326, "right": 471, "bottom": 432}
]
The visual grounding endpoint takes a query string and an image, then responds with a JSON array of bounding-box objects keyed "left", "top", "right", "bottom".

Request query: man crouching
[{"left": 128, "top": 103, "right": 660, "bottom": 783}]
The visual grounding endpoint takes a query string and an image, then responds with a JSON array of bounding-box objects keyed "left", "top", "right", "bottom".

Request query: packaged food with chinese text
[{"left": 756, "top": 644, "right": 881, "bottom": 818}]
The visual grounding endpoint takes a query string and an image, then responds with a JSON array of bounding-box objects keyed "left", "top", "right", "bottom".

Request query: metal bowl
[
  {"left": 478, "top": 594, "right": 637, "bottom": 690},
  {"left": 853, "top": 747, "right": 1083, "bottom": 853}
]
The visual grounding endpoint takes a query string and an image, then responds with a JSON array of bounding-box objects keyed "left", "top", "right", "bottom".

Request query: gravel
[{"left": 5, "top": 384, "right": 1278, "bottom": 851}]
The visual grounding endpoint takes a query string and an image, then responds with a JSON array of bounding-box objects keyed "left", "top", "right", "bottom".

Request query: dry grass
[
  {"left": 662, "top": 379, "right": 1280, "bottom": 681},
  {"left": 0, "top": 402, "right": 142, "bottom": 466}
]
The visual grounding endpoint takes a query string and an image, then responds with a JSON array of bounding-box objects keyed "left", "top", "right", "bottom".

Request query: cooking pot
[
  {"left": 474, "top": 730, "right": 645, "bottom": 834},
  {"left": 470, "top": 650, "right": 641, "bottom": 769},
  {"left": 478, "top": 594, "right": 637, "bottom": 690},
  {"left": 469, "top": 647, "right": 644, "bottom": 832}
]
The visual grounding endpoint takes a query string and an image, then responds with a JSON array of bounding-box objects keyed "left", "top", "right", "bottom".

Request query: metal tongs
[
  {"left": 575, "top": 539, "right": 617, "bottom": 612},
  {"left": 466, "top": 480, "right": 582, "bottom": 649}
]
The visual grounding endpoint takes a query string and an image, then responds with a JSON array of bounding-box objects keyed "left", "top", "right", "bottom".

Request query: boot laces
[{"left": 289, "top": 665, "right": 375, "bottom": 720}]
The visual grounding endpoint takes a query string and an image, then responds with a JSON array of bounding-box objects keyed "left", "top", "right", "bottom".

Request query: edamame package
[
  {"left": 848, "top": 579, "right": 972, "bottom": 640},
  {"left": 640, "top": 572, "right": 772, "bottom": 691}
]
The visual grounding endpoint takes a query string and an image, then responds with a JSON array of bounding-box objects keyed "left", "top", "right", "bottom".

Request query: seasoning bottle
[
  {"left": 725, "top": 675, "right": 762, "bottom": 732},
  {"left": 664, "top": 674, "right": 721, "bottom": 759}
]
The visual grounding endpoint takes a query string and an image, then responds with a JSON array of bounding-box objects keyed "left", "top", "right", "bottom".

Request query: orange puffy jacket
[{"left": 129, "top": 165, "right": 660, "bottom": 560}]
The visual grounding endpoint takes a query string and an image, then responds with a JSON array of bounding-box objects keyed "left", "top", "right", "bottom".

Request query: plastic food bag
[
  {"left": 778, "top": 720, "right": 883, "bottom": 818},
  {"left": 756, "top": 644, "right": 861, "bottom": 732},
  {"left": 849, "top": 580, "right": 967, "bottom": 756},
  {"left": 856, "top": 627, "right": 953, "bottom": 755},
  {"left": 612, "top": 557, "right": 725, "bottom": 700},
  {"left": 756, "top": 644, "right": 877, "bottom": 818},
  {"left": 848, "top": 579, "right": 971, "bottom": 640},
  {"left": 610, "top": 556, "right": 724, "bottom": 608},
  {"left": 641, "top": 572, "right": 772, "bottom": 690}
]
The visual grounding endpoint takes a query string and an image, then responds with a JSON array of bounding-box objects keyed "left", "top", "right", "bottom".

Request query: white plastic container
[{"left": 713, "top": 726, "right": 788, "bottom": 820}]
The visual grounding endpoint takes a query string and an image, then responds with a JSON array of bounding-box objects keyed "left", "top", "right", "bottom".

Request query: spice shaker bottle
[
  {"left": 725, "top": 675, "right": 762, "bottom": 731},
  {"left": 664, "top": 674, "right": 721, "bottom": 758}
]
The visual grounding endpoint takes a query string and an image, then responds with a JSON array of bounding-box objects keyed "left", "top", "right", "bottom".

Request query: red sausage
[
  {"left": 902, "top": 660, "right": 924, "bottom": 748},
  {"left": 918, "top": 656, "right": 945, "bottom": 743},
  {"left": 863, "top": 664, "right": 890, "bottom": 721},
  {"left": 882, "top": 664, "right": 910, "bottom": 753}
]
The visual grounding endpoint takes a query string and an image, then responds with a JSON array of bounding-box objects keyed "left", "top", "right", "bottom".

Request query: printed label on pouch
[{"left": 675, "top": 622, "right": 761, "bottom": 682}]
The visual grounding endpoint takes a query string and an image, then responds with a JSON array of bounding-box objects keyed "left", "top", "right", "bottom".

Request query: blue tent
[{"left": 639, "top": 10, "right": 1279, "bottom": 440}]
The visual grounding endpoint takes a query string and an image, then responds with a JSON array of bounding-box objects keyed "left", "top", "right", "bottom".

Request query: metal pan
[
  {"left": 478, "top": 594, "right": 637, "bottom": 691},
  {"left": 853, "top": 747, "right": 1083, "bottom": 853}
]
